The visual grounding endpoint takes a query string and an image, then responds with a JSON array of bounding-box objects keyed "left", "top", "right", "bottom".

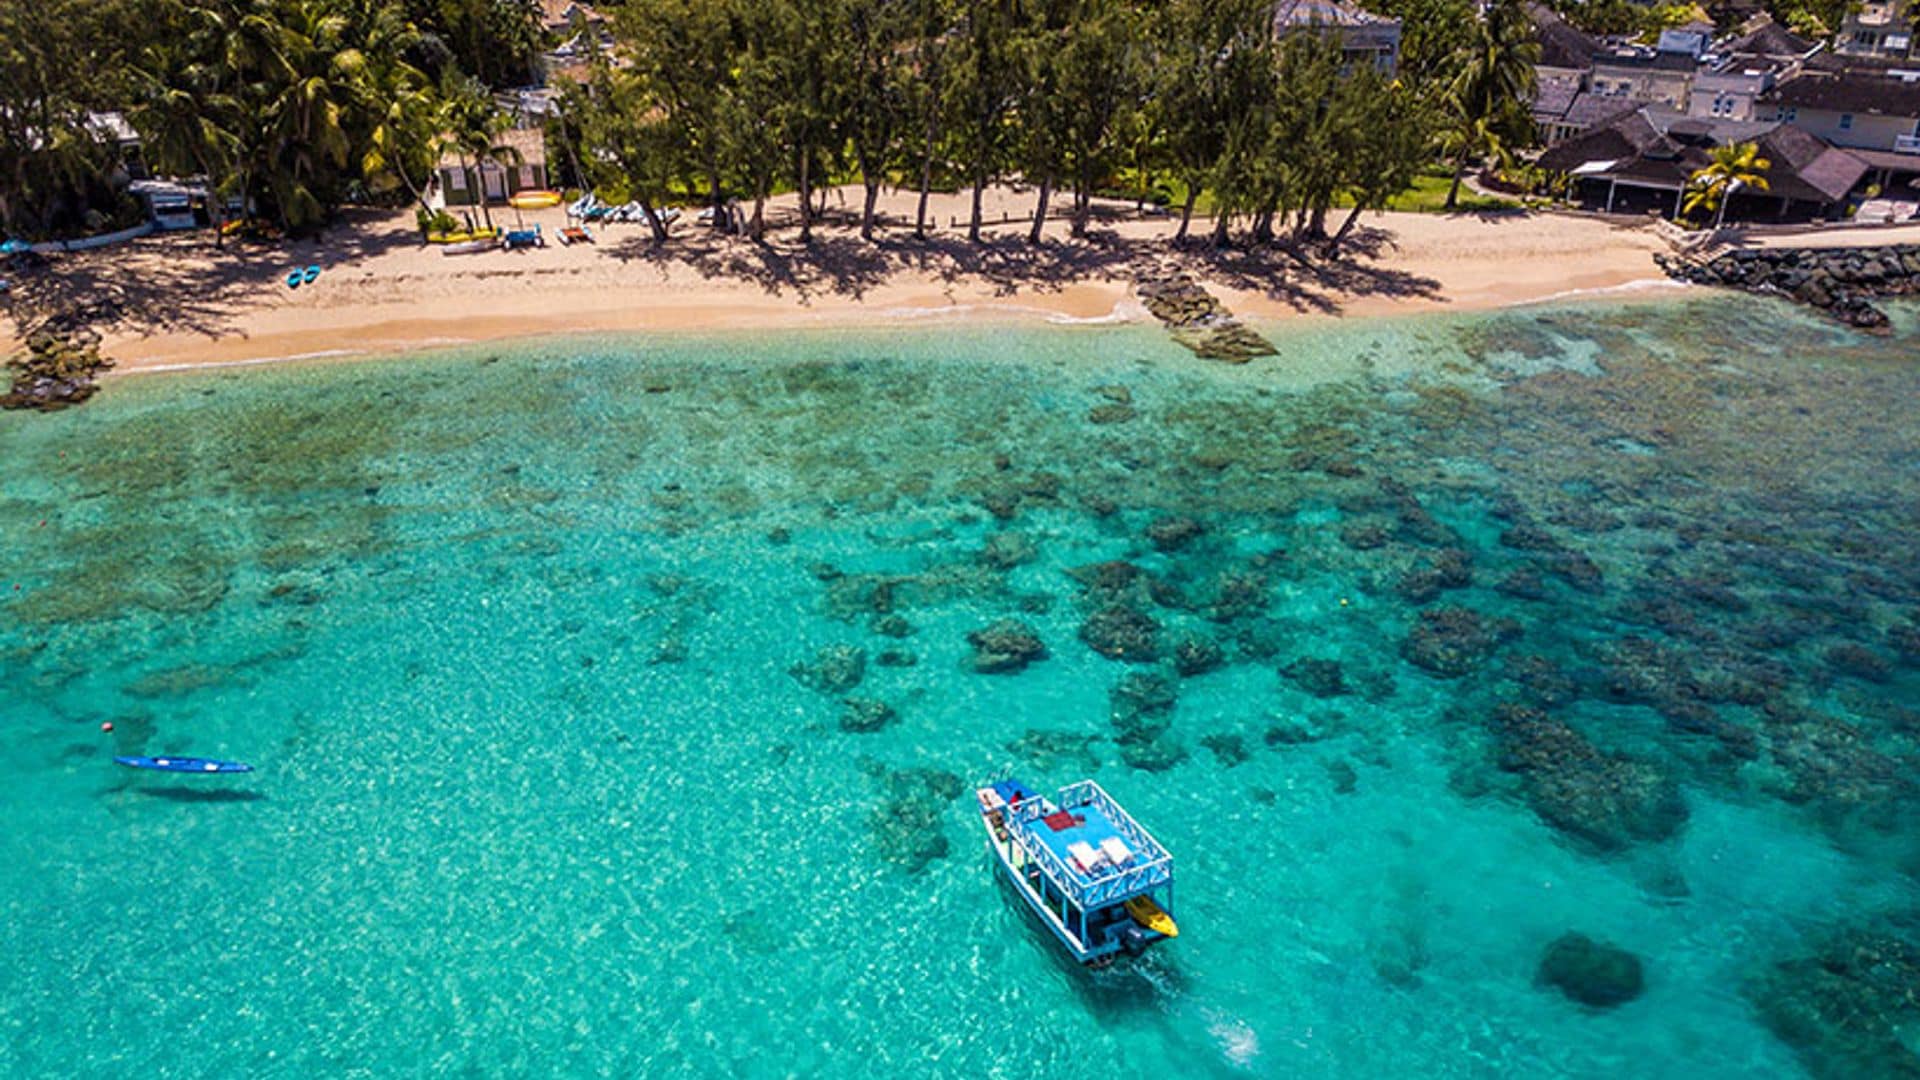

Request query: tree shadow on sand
[
  {"left": 5, "top": 202, "right": 1444, "bottom": 342},
  {"left": 603, "top": 205, "right": 1441, "bottom": 313},
  {"left": 3, "top": 208, "right": 425, "bottom": 340}
]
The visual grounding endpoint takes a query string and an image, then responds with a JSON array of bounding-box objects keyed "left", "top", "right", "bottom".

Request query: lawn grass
[{"left": 1376, "top": 172, "right": 1521, "bottom": 213}]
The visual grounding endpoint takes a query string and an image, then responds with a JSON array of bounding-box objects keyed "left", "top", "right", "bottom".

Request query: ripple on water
[{"left": 1, "top": 300, "right": 1917, "bottom": 1078}]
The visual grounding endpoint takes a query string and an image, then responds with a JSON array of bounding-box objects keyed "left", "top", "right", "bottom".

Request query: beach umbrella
[{"left": 0, "top": 239, "right": 29, "bottom": 255}]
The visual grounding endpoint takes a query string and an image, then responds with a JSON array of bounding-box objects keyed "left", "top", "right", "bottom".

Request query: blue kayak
[
  {"left": 303, "top": 264, "right": 321, "bottom": 284},
  {"left": 115, "top": 756, "right": 253, "bottom": 774},
  {"left": 285, "top": 269, "right": 303, "bottom": 289}
]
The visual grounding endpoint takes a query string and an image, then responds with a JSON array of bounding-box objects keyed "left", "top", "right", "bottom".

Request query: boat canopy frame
[{"left": 1005, "top": 780, "right": 1173, "bottom": 910}]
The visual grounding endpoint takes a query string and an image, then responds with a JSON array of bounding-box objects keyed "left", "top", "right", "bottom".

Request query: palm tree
[
  {"left": 1442, "top": 0, "right": 1538, "bottom": 210},
  {"left": 342, "top": 2, "right": 444, "bottom": 227},
  {"left": 441, "top": 76, "right": 517, "bottom": 231},
  {"left": 1684, "top": 141, "right": 1770, "bottom": 230}
]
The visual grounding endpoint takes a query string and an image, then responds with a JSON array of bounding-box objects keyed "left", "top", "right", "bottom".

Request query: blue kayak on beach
[{"left": 115, "top": 756, "right": 253, "bottom": 774}]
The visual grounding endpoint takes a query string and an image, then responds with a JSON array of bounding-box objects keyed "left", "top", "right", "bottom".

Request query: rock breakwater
[
  {"left": 1653, "top": 244, "right": 1920, "bottom": 331},
  {"left": 1135, "top": 272, "right": 1277, "bottom": 362}
]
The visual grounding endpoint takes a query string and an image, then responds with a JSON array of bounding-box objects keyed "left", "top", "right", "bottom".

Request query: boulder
[
  {"left": 1401, "top": 607, "right": 1520, "bottom": 677},
  {"left": 867, "top": 767, "right": 963, "bottom": 872},
  {"left": 1283, "top": 657, "right": 1349, "bottom": 698},
  {"left": 1080, "top": 603, "right": 1161, "bottom": 662},
  {"left": 1538, "top": 932, "right": 1646, "bottom": 1008},
  {"left": 1146, "top": 515, "right": 1205, "bottom": 552},
  {"left": 966, "top": 619, "right": 1049, "bottom": 674},
  {"left": 839, "top": 698, "right": 898, "bottom": 733},
  {"left": 1170, "top": 633, "right": 1225, "bottom": 677},
  {"left": 979, "top": 531, "right": 1038, "bottom": 570},
  {"left": 789, "top": 645, "right": 866, "bottom": 694}
]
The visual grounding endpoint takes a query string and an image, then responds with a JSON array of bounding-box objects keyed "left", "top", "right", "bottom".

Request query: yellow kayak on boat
[
  {"left": 508, "top": 190, "right": 562, "bottom": 209},
  {"left": 1124, "top": 895, "right": 1178, "bottom": 938}
]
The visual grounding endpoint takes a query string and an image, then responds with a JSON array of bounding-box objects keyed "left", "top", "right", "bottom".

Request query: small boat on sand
[
  {"left": 509, "top": 189, "right": 562, "bottom": 209},
  {"left": 115, "top": 756, "right": 253, "bottom": 774},
  {"left": 441, "top": 237, "right": 498, "bottom": 255},
  {"left": 977, "top": 778, "right": 1178, "bottom": 965}
]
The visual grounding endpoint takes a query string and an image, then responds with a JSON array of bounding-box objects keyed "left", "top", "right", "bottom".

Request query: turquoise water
[{"left": 3, "top": 298, "right": 1918, "bottom": 1077}]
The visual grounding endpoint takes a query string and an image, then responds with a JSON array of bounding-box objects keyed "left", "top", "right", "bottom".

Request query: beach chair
[
  {"left": 1099, "top": 837, "right": 1134, "bottom": 867},
  {"left": 1066, "top": 841, "right": 1106, "bottom": 875}
]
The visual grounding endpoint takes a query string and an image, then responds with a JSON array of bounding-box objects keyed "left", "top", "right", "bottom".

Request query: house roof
[
  {"left": 1594, "top": 48, "right": 1702, "bottom": 73},
  {"left": 1754, "top": 123, "right": 1871, "bottom": 201},
  {"left": 1528, "top": 3, "right": 1600, "bottom": 70},
  {"left": 1533, "top": 83, "right": 1580, "bottom": 119},
  {"left": 1540, "top": 105, "right": 1868, "bottom": 203},
  {"left": 1719, "top": 17, "right": 1815, "bottom": 58},
  {"left": 1765, "top": 70, "right": 1920, "bottom": 116},
  {"left": 1539, "top": 109, "right": 1670, "bottom": 172},
  {"left": 1565, "top": 94, "right": 1642, "bottom": 128},
  {"left": 437, "top": 126, "right": 547, "bottom": 171},
  {"left": 540, "top": 0, "right": 604, "bottom": 31},
  {"left": 1272, "top": 0, "right": 1399, "bottom": 29}
]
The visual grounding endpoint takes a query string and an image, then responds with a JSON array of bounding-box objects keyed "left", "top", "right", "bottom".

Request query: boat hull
[{"left": 115, "top": 756, "right": 252, "bottom": 774}]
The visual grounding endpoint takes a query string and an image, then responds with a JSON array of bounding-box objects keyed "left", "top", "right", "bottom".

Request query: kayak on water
[{"left": 114, "top": 756, "right": 253, "bottom": 774}]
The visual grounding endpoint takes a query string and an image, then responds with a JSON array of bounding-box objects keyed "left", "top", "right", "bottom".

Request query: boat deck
[{"left": 1002, "top": 781, "right": 1172, "bottom": 910}]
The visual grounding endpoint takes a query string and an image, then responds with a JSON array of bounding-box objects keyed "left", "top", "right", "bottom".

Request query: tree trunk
[
  {"left": 969, "top": 175, "right": 986, "bottom": 244},
  {"left": 1175, "top": 187, "right": 1197, "bottom": 244},
  {"left": 1323, "top": 203, "right": 1367, "bottom": 259},
  {"left": 1027, "top": 174, "right": 1052, "bottom": 244},
  {"left": 639, "top": 196, "right": 668, "bottom": 243},
  {"left": 797, "top": 144, "right": 814, "bottom": 244},
  {"left": 708, "top": 160, "right": 725, "bottom": 231},
  {"left": 750, "top": 177, "right": 768, "bottom": 241},
  {"left": 1307, "top": 205, "right": 1329, "bottom": 241},
  {"left": 861, "top": 175, "right": 882, "bottom": 242},
  {"left": 916, "top": 152, "right": 934, "bottom": 238},
  {"left": 1071, "top": 166, "right": 1093, "bottom": 238},
  {"left": 1445, "top": 150, "right": 1469, "bottom": 211},
  {"left": 1209, "top": 209, "right": 1230, "bottom": 247}
]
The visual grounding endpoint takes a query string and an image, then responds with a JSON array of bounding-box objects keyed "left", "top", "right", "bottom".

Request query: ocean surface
[{"left": 2, "top": 296, "right": 1917, "bottom": 1078}]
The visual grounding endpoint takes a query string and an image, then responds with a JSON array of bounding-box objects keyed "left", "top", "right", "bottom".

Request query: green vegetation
[
  {"left": 1684, "top": 141, "right": 1771, "bottom": 229},
  {"left": 1, "top": 0, "right": 539, "bottom": 240},
  {"left": 5, "top": 0, "right": 1545, "bottom": 250}
]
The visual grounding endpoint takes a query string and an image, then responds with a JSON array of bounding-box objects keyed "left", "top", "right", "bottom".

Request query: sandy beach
[{"left": 3, "top": 185, "right": 1692, "bottom": 372}]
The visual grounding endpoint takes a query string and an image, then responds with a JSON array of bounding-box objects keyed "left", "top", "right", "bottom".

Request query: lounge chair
[
  {"left": 1066, "top": 841, "right": 1106, "bottom": 875},
  {"left": 1099, "top": 837, "right": 1133, "bottom": 867}
]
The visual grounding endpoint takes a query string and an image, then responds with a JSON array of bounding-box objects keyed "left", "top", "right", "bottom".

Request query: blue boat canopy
[{"left": 1003, "top": 780, "right": 1173, "bottom": 910}]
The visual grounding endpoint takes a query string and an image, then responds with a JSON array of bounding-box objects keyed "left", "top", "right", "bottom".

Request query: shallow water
[{"left": 3, "top": 297, "right": 1918, "bottom": 1078}]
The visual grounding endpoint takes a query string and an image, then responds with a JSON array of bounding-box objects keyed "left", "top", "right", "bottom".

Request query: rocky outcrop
[
  {"left": 1653, "top": 244, "right": 1920, "bottom": 331},
  {"left": 1749, "top": 919, "right": 1920, "bottom": 1080},
  {"left": 789, "top": 645, "right": 866, "bottom": 694},
  {"left": 966, "top": 619, "right": 1049, "bottom": 674},
  {"left": 1538, "top": 932, "right": 1646, "bottom": 1008},
  {"left": 3, "top": 326, "right": 114, "bottom": 410},
  {"left": 1491, "top": 704, "right": 1689, "bottom": 851},
  {"left": 1136, "top": 272, "right": 1277, "bottom": 363}
]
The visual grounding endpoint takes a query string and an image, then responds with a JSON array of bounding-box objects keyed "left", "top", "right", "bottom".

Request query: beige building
[{"left": 1835, "top": 0, "right": 1915, "bottom": 61}]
